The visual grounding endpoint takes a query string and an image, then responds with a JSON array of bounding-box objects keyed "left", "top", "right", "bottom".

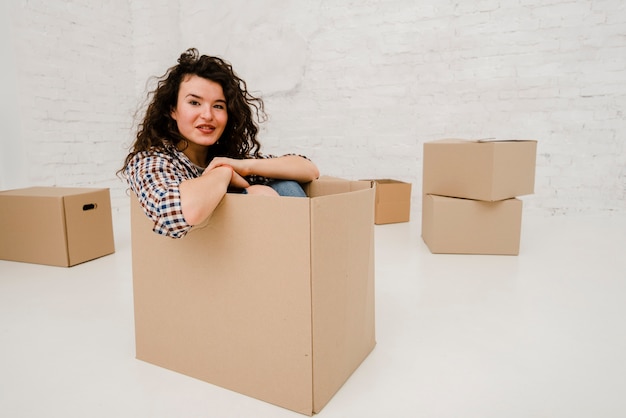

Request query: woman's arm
[
  {"left": 178, "top": 165, "right": 249, "bottom": 226},
  {"left": 208, "top": 155, "right": 320, "bottom": 183},
  {"left": 127, "top": 151, "right": 252, "bottom": 238}
]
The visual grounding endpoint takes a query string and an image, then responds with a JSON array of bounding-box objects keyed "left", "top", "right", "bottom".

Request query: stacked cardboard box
[
  {"left": 421, "top": 139, "right": 537, "bottom": 255},
  {"left": 131, "top": 176, "right": 376, "bottom": 416}
]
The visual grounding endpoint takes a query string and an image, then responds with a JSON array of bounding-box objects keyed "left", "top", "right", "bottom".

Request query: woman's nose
[{"left": 201, "top": 105, "right": 213, "bottom": 120}]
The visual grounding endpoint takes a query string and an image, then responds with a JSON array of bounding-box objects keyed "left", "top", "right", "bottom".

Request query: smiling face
[{"left": 171, "top": 74, "right": 228, "bottom": 166}]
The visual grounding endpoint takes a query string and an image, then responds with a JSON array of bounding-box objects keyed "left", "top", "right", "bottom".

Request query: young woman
[{"left": 120, "top": 48, "right": 319, "bottom": 238}]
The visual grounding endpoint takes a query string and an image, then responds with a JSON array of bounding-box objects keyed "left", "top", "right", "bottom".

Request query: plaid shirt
[{"left": 126, "top": 145, "right": 276, "bottom": 238}]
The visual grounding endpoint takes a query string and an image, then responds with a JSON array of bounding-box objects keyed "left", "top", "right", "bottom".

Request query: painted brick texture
[
  {"left": 7, "top": 0, "right": 136, "bottom": 210},
  {"left": 3, "top": 0, "right": 625, "bottom": 215}
]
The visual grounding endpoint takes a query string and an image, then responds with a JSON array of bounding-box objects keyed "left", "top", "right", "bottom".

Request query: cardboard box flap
[
  {"left": 477, "top": 138, "right": 537, "bottom": 143},
  {"left": 1, "top": 186, "right": 108, "bottom": 197},
  {"left": 434, "top": 138, "right": 537, "bottom": 144},
  {"left": 309, "top": 187, "right": 376, "bottom": 412},
  {"left": 305, "top": 176, "right": 372, "bottom": 198}
]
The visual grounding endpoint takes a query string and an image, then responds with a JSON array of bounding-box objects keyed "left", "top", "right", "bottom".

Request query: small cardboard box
[
  {"left": 0, "top": 187, "right": 115, "bottom": 267},
  {"left": 131, "top": 177, "right": 376, "bottom": 416},
  {"left": 421, "top": 194, "right": 523, "bottom": 255},
  {"left": 423, "top": 139, "right": 537, "bottom": 201},
  {"left": 362, "top": 179, "right": 412, "bottom": 224}
]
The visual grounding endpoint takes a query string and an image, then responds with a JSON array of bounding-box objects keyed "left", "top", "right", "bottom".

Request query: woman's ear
[{"left": 170, "top": 106, "right": 177, "bottom": 121}]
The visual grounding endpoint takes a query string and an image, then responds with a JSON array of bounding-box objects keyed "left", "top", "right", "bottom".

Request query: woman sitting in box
[{"left": 119, "top": 48, "right": 319, "bottom": 239}]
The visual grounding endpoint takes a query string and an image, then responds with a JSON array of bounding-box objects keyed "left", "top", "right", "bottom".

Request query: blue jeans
[{"left": 268, "top": 180, "right": 307, "bottom": 197}]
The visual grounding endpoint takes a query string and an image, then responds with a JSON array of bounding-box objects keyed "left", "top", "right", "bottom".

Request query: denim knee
[{"left": 269, "top": 180, "right": 307, "bottom": 197}]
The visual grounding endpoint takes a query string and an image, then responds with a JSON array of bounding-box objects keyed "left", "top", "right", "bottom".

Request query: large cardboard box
[
  {"left": 421, "top": 194, "right": 523, "bottom": 255},
  {"left": 362, "top": 179, "right": 412, "bottom": 224},
  {"left": 423, "top": 139, "right": 537, "bottom": 201},
  {"left": 0, "top": 187, "right": 115, "bottom": 267},
  {"left": 131, "top": 177, "right": 376, "bottom": 416}
]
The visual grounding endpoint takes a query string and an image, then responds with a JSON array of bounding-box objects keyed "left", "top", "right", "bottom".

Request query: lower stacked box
[{"left": 421, "top": 194, "right": 523, "bottom": 255}]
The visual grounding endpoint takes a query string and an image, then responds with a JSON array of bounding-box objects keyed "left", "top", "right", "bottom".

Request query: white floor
[{"left": 1, "top": 210, "right": 626, "bottom": 418}]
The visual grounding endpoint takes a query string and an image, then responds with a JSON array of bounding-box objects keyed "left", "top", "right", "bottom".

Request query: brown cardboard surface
[
  {"left": 0, "top": 187, "right": 115, "bottom": 266},
  {"left": 305, "top": 176, "right": 372, "bottom": 197},
  {"left": 131, "top": 177, "right": 376, "bottom": 416},
  {"left": 423, "top": 139, "right": 537, "bottom": 201},
  {"left": 309, "top": 188, "right": 376, "bottom": 412},
  {"left": 362, "top": 179, "right": 412, "bottom": 224},
  {"left": 422, "top": 194, "right": 523, "bottom": 255}
]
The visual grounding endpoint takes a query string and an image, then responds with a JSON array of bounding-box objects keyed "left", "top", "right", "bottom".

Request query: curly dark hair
[{"left": 120, "top": 48, "right": 265, "bottom": 175}]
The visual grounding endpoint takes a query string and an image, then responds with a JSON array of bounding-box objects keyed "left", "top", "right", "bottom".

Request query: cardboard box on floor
[
  {"left": 0, "top": 187, "right": 115, "bottom": 267},
  {"left": 361, "top": 179, "right": 412, "bottom": 224},
  {"left": 423, "top": 139, "right": 537, "bottom": 201},
  {"left": 131, "top": 177, "right": 376, "bottom": 416},
  {"left": 422, "top": 194, "right": 523, "bottom": 255}
]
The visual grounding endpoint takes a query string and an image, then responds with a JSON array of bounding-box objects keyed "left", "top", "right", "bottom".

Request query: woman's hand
[
  {"left": 207, "top": 155, "right": 319, "bottom": 183},
  {"left": 203, "top": 161, "right": 250, "bottom": 189},
  {"left": 207, "top": 157, "right": 251, "bottom": 177},
  {"left": 229, "top": 170, "right": 250, "bottom": 189}
]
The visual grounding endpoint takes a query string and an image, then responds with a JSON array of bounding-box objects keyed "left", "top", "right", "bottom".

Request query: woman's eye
[{"left": 189, "top": 100, "right": 200, "bottom": 106}]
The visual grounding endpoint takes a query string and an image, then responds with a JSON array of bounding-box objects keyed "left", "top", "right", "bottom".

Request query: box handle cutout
[{"left": 83, "top": 203, "right": 97, "bottom": 211}]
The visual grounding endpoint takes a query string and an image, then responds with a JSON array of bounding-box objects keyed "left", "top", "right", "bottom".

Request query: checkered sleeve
[{"left": 125, "top": 151, "right": 193, "bottom": 238}]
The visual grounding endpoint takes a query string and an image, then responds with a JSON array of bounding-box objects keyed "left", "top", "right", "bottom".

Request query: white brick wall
[
  {"left": 3, "top": 0, "right": 136, "bottom": 210},
  {"left": 2, "top": 0, "right": 625, "bottom": 215}
]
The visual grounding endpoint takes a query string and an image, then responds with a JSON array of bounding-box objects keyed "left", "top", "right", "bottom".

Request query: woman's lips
[{"left": 196, "top": 124, "right": 215, "bottom": 134}]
